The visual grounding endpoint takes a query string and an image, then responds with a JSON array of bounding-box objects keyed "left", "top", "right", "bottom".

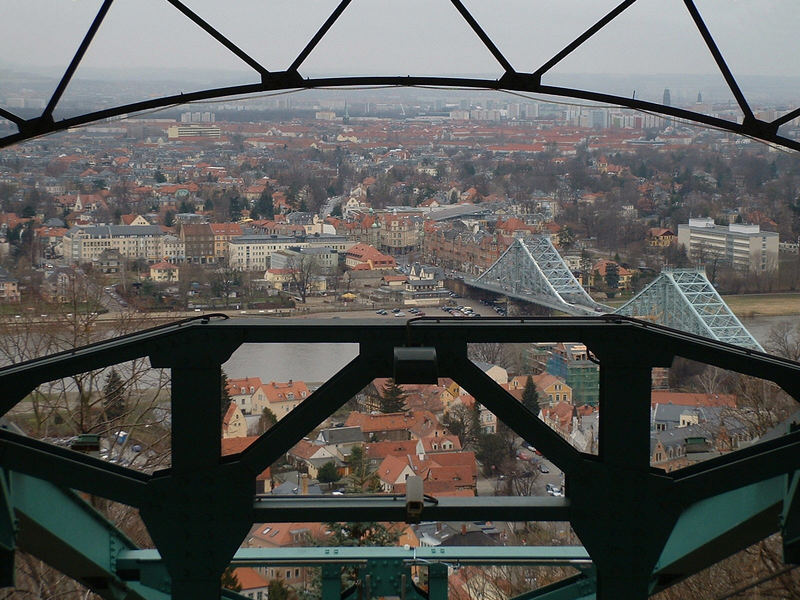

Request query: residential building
[
  {"left": 167, "top": 124, "right": 221, "bottom": 139},
  {"left": 222, "top": 402, "right": 248, "bottom": 438},
  {"left": 345, "top": 242, "right": 397, "bottom": 270},
  {"left": 226, "top": 377, "right": 263, "bottom": 416},
  {"left": 507, "top": 374, "right": 572, "bottom": 406},
  {"left": 180, "top": 223, "right": 215, "bottom": 264},
  {"left": 379, "top": 214, "right": 422, "bottom": 254},
  {"left": 231, "top": 568, "right": 270, "bottom": 600},
  {"left": 546, "top": 343, "right": 599, "bottom": 406},
  {"left": 677, "top": 218, "right": 779, "bottom": 272},
  {"left": 260, "top": 380, "right": 311, "bottom": 420},
  {"left": 149, "top": 261, "right": 179, "bottom": 282},
  {"left": 229, "top": 234, "right": 349, "bottom": 271},
  {"left": 0, "top": 267, "right": 19, "bottom": 302},
  {"left": 648, "top": 227, "right": 676, "bottom": 247},
  {"left": 315, "top": 426, "right": 364, "bottom": 461},
  {"left": 62, "top": 225, "right": 165, "bottom": 263},
  {"left": 209, "top": 222, "right": 243, "bottom": 258}
]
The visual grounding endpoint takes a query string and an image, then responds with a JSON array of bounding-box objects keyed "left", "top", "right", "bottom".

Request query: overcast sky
[{"left": 1, "top": 1, "right": 797, "bottom": 98}]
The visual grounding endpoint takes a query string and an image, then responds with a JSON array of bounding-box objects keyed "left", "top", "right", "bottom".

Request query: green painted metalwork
[
  {"left": 471, "top": 237, "right": 607, "bottom": 315},
  {"left": 0, "top": 317, "right": 798, "bottom": 599},
  {"left": 784, "top": 471, "right": 800, "bottom": 564},
  {"left": 616, "top": 268, "right": 763, "bottom": 351},
  {"left": 252, "top": 494, "right": 570, "bottom": 523},
  {"left": 7, "top": 471, "right": 164, "bottom": 600},
  {"left": 512, "top": 573, "right": 597, "bottom": 600}
]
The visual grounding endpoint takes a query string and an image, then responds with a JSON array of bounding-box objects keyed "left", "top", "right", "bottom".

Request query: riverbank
[{"left": 720, "top": 293, "right": 800, "bottom": 318}]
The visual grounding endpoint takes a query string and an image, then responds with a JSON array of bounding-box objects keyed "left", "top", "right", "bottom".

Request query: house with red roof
[
  {"left": 226, "top": 377, "right": 266, "bottom": 415},
  {"left": 286, "top": 438, "right": 338, "bottom": 478},
  {"left": 245, "top": 521, "right": 329, "bottom": 588},
  {"left": 149, "top": 261, "right": 179, "bottom": 283},
  {"left": 222, "top": 401, "right": 247, "bottom": 438},
  {"left": 345, "top": 243, "right": 397, "bottom": 270},
  {"left": 260, "top": 380, "right": 311, "bottom": 420},
  {"left": 231, "top": 568, "right": 269, "bottom": 599},
  {"left": 365, "top": 439, "right": 424, "bottom": 468},
  {"left": 650, "top": 391, "right": 736, "bottom": 408}
]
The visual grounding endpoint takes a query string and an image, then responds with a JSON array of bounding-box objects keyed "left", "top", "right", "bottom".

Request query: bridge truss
[
  {"left": 471, "top": 238, "right": 609, "bottom": 315},
  {"left": 0, "top": 317, "right": 798, "bottom": 600},
  {"left": 1, "top": 0, "right": 800, "bottom": 150},
  {"left": 469, "top": 237, "right": 762, "bottom": 351},
  {"left": 615, "top": 268, "right": 764, "bottom": 352}
]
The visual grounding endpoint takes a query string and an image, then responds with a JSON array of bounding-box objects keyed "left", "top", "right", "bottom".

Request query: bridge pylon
[
  {"left": 471, "top": 237, "right": 608, "bottom": 315},
  {"left": 614, "top": 268, "right": 763, "bottom": 352}
]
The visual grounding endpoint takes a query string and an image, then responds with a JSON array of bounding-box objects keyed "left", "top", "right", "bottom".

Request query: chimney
[
  {"left": 300, "top": 473, "right": 308, "bottom": 495},
  {"left": 461, "top": 523, "right": 467, "bottom": 536},
  {"left": 289, "top": 379, "right": 293, "bottom": 385}
]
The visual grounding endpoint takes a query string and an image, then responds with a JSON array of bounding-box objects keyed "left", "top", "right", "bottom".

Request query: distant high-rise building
[
  {"left": 663, "top": 88, "right": 671, "bottom": 106},
  {"left": 697, "top": 91, "right": 703, "bottom": 103}
]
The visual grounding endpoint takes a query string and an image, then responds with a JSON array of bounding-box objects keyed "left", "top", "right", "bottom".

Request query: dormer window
[{"left": 240, "top": 387, "right": 246, "bottom": 394}]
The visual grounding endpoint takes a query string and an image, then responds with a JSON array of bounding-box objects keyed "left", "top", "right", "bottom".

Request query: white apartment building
[
  {"left": 228, "top": 234, "right": 351, "bottom": 271},
  {"left": 62, "top": 225, "right": 167, "bottom": 264},
  {"left": 677, "top": 218, "right": 779, "bottom": 272}
]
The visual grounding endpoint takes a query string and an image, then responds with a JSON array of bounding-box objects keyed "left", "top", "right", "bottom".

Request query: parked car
[{"left": 538, "top": 464, "right": 550, "bottom": 474}]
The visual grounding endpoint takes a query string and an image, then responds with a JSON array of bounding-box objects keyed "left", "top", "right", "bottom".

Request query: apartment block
[{"left": 677, "top": 218, "right": 779, "bottom": 272}]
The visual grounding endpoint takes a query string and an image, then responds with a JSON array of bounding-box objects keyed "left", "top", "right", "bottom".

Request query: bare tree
[
  {"left": 767, "top": 320, "right": 800, "bottom": 361},
  {"left": 286, "top": 252, "right": 321, "bottom": 304}
]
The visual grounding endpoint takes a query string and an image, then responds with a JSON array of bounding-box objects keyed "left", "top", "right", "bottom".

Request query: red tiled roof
[
  {"left": 232, "top": 567, "right": 269, "bottom": 590},
  {"left": 651, "top": 391, "right": 736, "bottom": 407}
]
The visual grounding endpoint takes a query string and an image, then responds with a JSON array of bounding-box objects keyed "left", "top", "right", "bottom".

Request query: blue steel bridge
[{"left": 469, "top": 236, "right": 764, "bottom": 352}]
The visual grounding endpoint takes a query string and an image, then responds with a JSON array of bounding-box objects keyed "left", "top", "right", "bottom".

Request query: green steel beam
[
  {"left": 252, "top": 495, "right": 571, "bottom": 523},
  {"left": 8, "top": 470, "right": 165, "bottom": 600},
  {"left": 657, "top": 477, "right": 784, "bottom": 574},
  {"left": 0, "top": 318, "right": 799, "bottom": 600},
  {"left": 672, "top": 430, "right": 800, "bottom": 503},
  {"left": 0, "top": 473, "right": 14, "bottom": 586},
  {"left": 239, "top": 353, "right": 379, "bottom": 476},
  {"left": 783, "top": 471, "right": 800, "bottom": 563},
  {"left": 116, "top": 546, "right": 593, "bottom": 569},
  {"left": 511, "top": 573, "right": 596, "bottom": 600},
  {"left": 0, "top": 429, "right": 148, "bottom": 506},
  {"left": 443, "top": 353, "right": 582, "bottom": 474},
  {"left": 2, "top": 318, "right": 800, "bottom": 402}
]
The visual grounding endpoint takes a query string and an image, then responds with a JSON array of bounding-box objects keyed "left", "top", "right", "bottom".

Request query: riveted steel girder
[{"left": 0, "top": 317, "right": 798, "bottom": 600}]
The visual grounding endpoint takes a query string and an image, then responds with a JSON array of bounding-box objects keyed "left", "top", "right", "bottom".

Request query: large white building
[
  {"left": 62, "top": 225, "right": 167, "bottom": 264},
  {"left": 677, "top": 218, "right": 779, "bottom": 273},
  {"left": 228, "top": 234, "right": 352, "bottom": 271}
]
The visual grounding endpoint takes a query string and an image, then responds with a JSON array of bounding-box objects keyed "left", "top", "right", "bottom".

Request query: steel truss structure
[
  {"left": 472, "top": 238, "right": 608, "bottom": 315},
  {"left": 0, "top": 316, "right": 798, "bottom": 600},
  {"left": 615, "top": 268, "right": 764, "bottom": 352},
  {"left": 1, "top": 0, "right": 800, "bottom": 150},
  {"left": 469, "top": 238, "right": 761, "bottom": 349}
]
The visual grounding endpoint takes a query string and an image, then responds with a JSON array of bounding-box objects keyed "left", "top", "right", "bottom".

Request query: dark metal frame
[
  {"left": 1, "top": 0, "right": 798, "bottom": 150},
  {"left": 0, "top": 315, "right": 798, "bottom": 599}
]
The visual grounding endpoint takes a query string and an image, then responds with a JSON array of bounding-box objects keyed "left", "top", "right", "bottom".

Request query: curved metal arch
[{"left": 1, "top": 0, "right": 798, "bottom": 150}]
